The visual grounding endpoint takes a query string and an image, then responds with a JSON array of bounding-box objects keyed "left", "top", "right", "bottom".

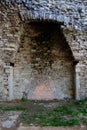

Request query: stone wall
[
  {"left": 5, "top": 0, "right": 87, "bottom": 30},
  {"left": 13, "top": 22, "right": 75, "bottom": 99},
  {"left": 0, "top": 0, "right": 87, "bottom": 100}
]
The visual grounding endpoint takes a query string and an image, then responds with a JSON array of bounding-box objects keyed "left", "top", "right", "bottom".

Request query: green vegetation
[
  {"left": 0, "top": 99, "right": 87, "bottom": 126},
  {"left": 20, "top": 98, "right": 29, "bottom": 102},
  {"left": 21, "top": 100, "right": 87, "bottom": 126},
  {"left": 0, "top": 106, "right": 27, "bottom": 111}
]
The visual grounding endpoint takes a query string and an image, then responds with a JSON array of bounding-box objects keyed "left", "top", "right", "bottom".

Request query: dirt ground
[
  {"left": 0, "top": 100, "right": 87, "bottom": 130},
  {"left": 17, "top": 126, "right": 87, "bottom": 130},
  {"left": 0, "top": 100, "right": 69, "bottom": 117}
]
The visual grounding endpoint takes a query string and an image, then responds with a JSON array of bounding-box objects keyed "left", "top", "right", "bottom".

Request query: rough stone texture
[
  {"left": 0, "top": 0, "right": 87, "bottom": 100},
  {"left": 4, "top": 0, "right": 87, "bottom": 30},
  {"left": 0, "top": 111, "right": 21, "bottom": 129},
  {"left": 13, "top": 23, "right": 75, "bottom": 99}
]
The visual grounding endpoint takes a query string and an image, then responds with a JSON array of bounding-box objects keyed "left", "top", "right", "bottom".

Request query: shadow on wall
[{"left": 14, "top": 21, "right": 75, "bottom": 100}]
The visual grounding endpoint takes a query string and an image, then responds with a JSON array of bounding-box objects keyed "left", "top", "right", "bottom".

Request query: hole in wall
[
  {"left": 10, "top": 62, "right": 14, "bottom": 67},
  {"left": 73, "top": 60, "right": 79, "bottom": 66}
]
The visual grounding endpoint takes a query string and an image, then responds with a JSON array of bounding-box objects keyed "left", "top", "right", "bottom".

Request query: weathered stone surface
[
  {"left": 0, "top": 0, "right": 87, "bottom": 100},
  {"left": 4, "top": 0, "right": 87, "bottom": 30},
  {"left": 12, "top": 23, "right": 75, "bottom": 100},
  {"left": 0, "top": 111, "right": 21, "bottom": 129}
]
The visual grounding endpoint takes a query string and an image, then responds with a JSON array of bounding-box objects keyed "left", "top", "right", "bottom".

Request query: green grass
[
  {"left": 20, "top": 98, "right": 29, "bottom": 102},
  {"left": 21, "top": 99, "right": 87, "bottom": 126},
  {"left": 0, "top": 99, "right": 87, "bottom": 126},
  {"left": 0, "top": 106, "right": 27, "bottom": 111}
]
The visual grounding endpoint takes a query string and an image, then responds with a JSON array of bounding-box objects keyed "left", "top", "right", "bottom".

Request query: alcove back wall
[{"left": 13, "top": 22, "right": 75, "bottom": 100}]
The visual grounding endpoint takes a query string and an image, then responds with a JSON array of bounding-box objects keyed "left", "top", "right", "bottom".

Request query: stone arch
[
  {"left": 12, "top": 21, "right": 76, "bottom": 100},
  {"left": 3, "top": 0, "right": 80, "bottom": 63},
  {"left": 1, "top": 0, "right": 83, "bottom": 100}
]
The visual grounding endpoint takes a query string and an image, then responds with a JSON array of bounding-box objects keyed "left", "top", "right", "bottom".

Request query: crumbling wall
[
  {"left": 0, "top": 0, "right": 87, "bottom": 100},
  {"left": 13, "top": 22, "right": 75, "bottom": 100}
]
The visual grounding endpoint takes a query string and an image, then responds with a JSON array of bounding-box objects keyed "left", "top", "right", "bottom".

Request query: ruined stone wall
[
  {"left": 0, "top": 4, "right": 21, "bottom": 100},
  {"left": 13, "top": 22, "right": 75, "bottom": 100},
  {"left": 0, "top": 0, "right": 87, "bottom": 100},
  {"left": 5, "top": 0, "right": 86, "bottom": 30},
  {"left": 63, "top": 31, "right": 87, "bottom": 99}
]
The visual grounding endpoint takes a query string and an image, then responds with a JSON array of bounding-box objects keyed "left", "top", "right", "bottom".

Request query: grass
[
  {"left": 0, "top": 106, "right": 27, "bottom": 111},
  {"left": 20, "top": 98, "right": 29, "bottom": 102},
  {"left": 0, "top": 99, "right": 87, "bottom": 126}
]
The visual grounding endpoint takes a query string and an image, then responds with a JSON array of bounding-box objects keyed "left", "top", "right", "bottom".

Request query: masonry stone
[{"left": 0, "top": 0, "right": 87, "bottom": 100}]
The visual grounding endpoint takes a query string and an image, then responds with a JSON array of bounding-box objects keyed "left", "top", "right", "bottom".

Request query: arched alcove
[
  {"left": 13, "top": 21, "right": 75, "bottom": 100},
  {"left": 0, "top": 0, "right": 86, "bottom": 101}
]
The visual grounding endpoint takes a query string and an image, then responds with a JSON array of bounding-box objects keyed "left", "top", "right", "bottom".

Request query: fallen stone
[{"left": 1, "top": 120, "right": 14, "bottom": 128}]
